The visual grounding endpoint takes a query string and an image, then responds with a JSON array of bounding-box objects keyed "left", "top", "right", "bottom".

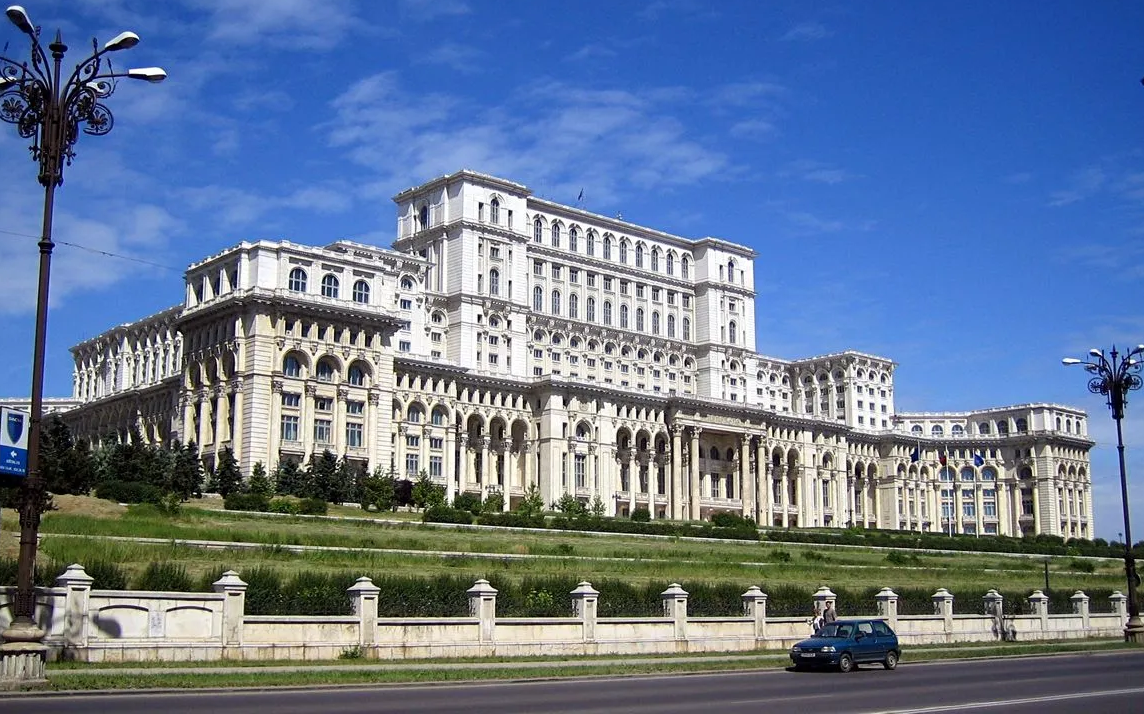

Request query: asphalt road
[{"left": 7, "top": 650, "right": 1144, "bottom": 713}]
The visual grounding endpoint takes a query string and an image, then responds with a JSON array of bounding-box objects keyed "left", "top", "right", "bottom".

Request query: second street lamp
[
  {"left": 0, "top": 4, "right": 165, "bottom": 687},
  {"left": 1063, "top": 344, "right": 1144, "bottom": 643}
]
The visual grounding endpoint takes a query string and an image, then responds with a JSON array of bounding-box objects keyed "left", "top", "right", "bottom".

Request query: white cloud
[
  {"left": 781, "top": 22, "right": 832, "bottom": 41},
  {"left": 398, "top": 0, "right": 470, "bottom": 21},
  {"left": 417, "top": 42, "right": 484, "bottom": 73},
  {"left": 566, "top": 44, "right": 618, "bottom": 62},
  {"left": 1049, "top": 166, "right": 1107, "bottom": 206},
  {"left": 187, "top": 0, "right": 366, "bottom": 50},
  {"left": 729, "top": 119, "right": 777, "bottom": 139},
  {"left": 780, "top": 159, "right": 860, "bottom": 185}
]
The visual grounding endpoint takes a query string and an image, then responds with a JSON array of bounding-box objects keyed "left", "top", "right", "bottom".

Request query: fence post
[
  {"left": 932, "top": 588, "right": 954, "bottom": 639},
  {"left": 875, "top": 587, "right": 898, "bottom": 630},
  {"left": 1027, "top": 590, "right": 1049, "bottom": 635},
  {"left": 212, "top": 570, "right": 248, "bottom": 648},
  {"left": 741, "top": 586, "right": 768, "bottom": 641},
  {"left": 661, "top": 583, "right": 689, "bottom": 642},
  {"left": 348, "top": 576, "right": 381, "bottom": 649},
  {"left": 570, "top": 581, "right": 599, "bottom": 643},
  {"left": 467, "top": 579, "right": 498, "bottom": 644},
  {"left": 1110, "top": 591, "right": 1128, "bottom": 627},
  {"left": 812, "top": 586, "right": 836, "bottom": 617},
  {"left": 56, "top": 564, "right": 93, "bottom": 650},
  {"left": 1070, "top": 590, "right": 1090, "bottom": 632},
  {"left": 983, "top": 589, "right": 1005, "bottom": 641}
]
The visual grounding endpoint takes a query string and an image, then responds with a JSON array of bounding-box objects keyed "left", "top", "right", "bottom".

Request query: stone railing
[{"left": 0, "top": 566, "right": 1129, "bottom": 663}]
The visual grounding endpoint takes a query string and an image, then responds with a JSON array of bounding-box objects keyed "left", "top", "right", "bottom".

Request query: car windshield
[{"left": 816, "top": 624, "right": 854, "bottom": 638}]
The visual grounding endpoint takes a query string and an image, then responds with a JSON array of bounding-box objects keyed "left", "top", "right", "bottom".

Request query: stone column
[
  {"left": 348, "top": 576, "right": 381, "bottom": 649},
  {"left": 1032, "top": 477, "right": 1042, "bottom": 534},
  {"left": 813, "top": 586, "right": 836, "bottom": 616},
  {"left": 1028, "top": 589, "right": 1049, "bottom": 634},
  {"left": 756, "top": 439, "right": 768, "bottom": 526},
  {"left": 780, "top": 463, "right": 790, "bottom": 528},
  {"left": 689, "top": 429, "right": 701, "bottom": 520},
  {"left": 212, "top": 570, "right": 248, "bottom": 648},
  {"left": 661, "top": 583, "right": 689, "bottom": 642},
  {"left": 740, "top": 434, "right": 752, "bottom": 518},
  {"left": 57, "top": 564, "right": 94, "bottom": 650},
  {"left": 444, "top": 428, "right": 457, "bottom": 504},
  {"left": 1070, "top": 590, "right": 1090, "bottom": 631},
  {"left": 671, "top": 424, "right": 683, "bottom": 520},
  {"left": 467, "top": 579, "right": 498, "bottom": 644},
  {"left": 875, "top": 587, "right": 899, "bottom": 629},
  {"left": 983, "top": 589, "right": 1005, "bottom": 641},
  {"left": 1110, "top": 591, "right": 1128, "bottom": 627},
  {"left": 932, "top": 588, "right": 954, "bottom": 638},
  {"left": 479, "top": 435, "right": 491, "bottom": 493},
  {"left": 570, "top": 581, "right": 599, "bottom": 643},
  {"left": 458, "top": 434, "right": 470, "bottom": 492},
  {"left": 742, "top": 586, "right": 767, "bottom": 641}
]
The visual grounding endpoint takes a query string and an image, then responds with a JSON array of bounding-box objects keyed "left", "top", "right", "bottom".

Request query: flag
[
  {"left": 973, "top": 452, "right": 985, "bottom": 467},
  {"left": 938, "top": 453, "right": 947, "bottom": 467},
  {"left": 910, "top": 447, "right": 919, "bottom": 463},
  {"left": 577, "top": 188, "right": 584, "bottom": 202}
]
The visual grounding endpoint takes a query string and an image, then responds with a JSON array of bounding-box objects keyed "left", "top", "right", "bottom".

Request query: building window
[
  {"left": 620, "top": 304, "right": 629, "bottom": 329},
  {"left": 400, "top": 298, "right": 412, "bottom": 310},
  {"left": 728, "top": 321, "right": 737, "bottom": 344},
  {"left": 652, "top": 311, "right": 660, "bottom": 335},
  {"left": 316, "top": 360, "right": 336, "bottom": 382},
  {"left": 551, "top": 223, "right": 561, "bottom": 247},
  {"left": 283, "top": 355, "right": 302, "bottom": 377},
  {"left": 569, "top": 227, "right": 579, "bottom": 252},
  {"left": 489, "top": 269, "right": 500, "bottom": 296},
  {"left": 399, "top": 340, "right": 411, "bottom": 352},
  {"left": 347, "top": 400, "right": 364, "bottom": 415},
  {"left": 321, "top": 274, "right": 339, "bottom": 298},
  {"left": 635, "top": 243, "right": 644, "bottom": 268},
  {"left": 489, "top": 198, "right": 500, "bottom": 224},
  {"left": 352, "top": 280, "right": 370, "bottom": 304},
  {"left": 406, "top": 453, "right": 420, "bottom": 477},
  {"left": 575, "top": 453, "right": 587, "bottom": 489},
  {"left": 316, "top": 397, "right": 333, "bottom": 412},
  {"left": 569, "top": 293, "right": 579, "bottom": 319},
  {"left": 667, "top": 314, "right": 676, "bottom": 338},
  {"left": 586, "top": 297, "right": 596, "bottom": 322},
  {"left": 533, "top": 286, "right": 543, "bottom": 311},
  {"left": 348, "top": 365, "right": 366, "bottom": 386},
  {"left": 603, "top": 237, "right": 612, "bottom": 260},
  {"left": 603, "top": 301, "right": 612, "bottom": 325},
  {"left": 533, "top": 218, "right": 543, "bottom": 243},
  {"left": 346, "top": 422, "right": 363, "bottom": 448},
  {"left": 666, "top": 252, "right": 674, "bottom": 275},
  {"left": 288, "top": 268, "right": 307, "bottom": 293},
  {"left": 586, "top": 232, "right": 595, "bottom": 255},
  {"left": 282, "top": 392, "right": 301, "bottom": 407},
  {"left": 551, "top": 289, "right": 561, "bottom": 314},
  {"left": 681, "top": 256, "right": 690, "bottom": 279},
  {"left": 314, "top": 419, "right": 332, "bottom": 444},
  {"left": 682, "top": 317, "right": 691, "bottom": 341},
  {"left": 280, "top": 415, "right": 299, "bottom": 441},
  {"left": 429, "top": 455, "right": 443, "bottom": 478},
  {"left": 620, "top": 241, "right": 629, "bottom": 263},
  {"left": 636, "top": 307, "right": 645, "bottom": 331},
  {"left": 533, "top": 260, "right": 544, "bottom": 276}
]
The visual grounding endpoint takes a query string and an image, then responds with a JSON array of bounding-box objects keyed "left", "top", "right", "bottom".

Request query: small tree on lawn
[
  {"left": 168, "top": 441, "right": 204, "bottom": 500},
  {"left": 247, "top": 461, "right": 274, "bottom": 499},
  {"left": 516, "top": 483, "right": 545, "bottom": 518},
  {"left": 552, "top": 492, "right": 586, "bottom": 517},
  {"left": 411, "top": 470, "right": 445, "bottom": 508},
  {"left": 274, "top": 459, "right": 306, "bottom": 497},
  {"left": 360, "top": 465, "right": 397, "bottom": 512},
  {"left": 213, "top": 447, "right": 243, "bottom": 497},
  {"left": 483, "top": 489, "right": 505, "bottom": 513}
]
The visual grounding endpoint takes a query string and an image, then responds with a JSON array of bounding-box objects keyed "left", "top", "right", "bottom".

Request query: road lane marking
[{"left": 868, "top": 686, "right": 1144, "bottom": 713}]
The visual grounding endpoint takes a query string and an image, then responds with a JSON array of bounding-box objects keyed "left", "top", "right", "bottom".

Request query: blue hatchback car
[{"left": 789, "top": 618, "right": 900, "bottom": 672}]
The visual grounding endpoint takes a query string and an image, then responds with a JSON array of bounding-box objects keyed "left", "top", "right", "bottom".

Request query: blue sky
[{"left": 1, "top": 1, "right": 1142, "bottom": 540}]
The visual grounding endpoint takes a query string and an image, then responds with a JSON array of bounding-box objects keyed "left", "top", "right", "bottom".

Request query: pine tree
[
  {"left": 307, "top": 450, "right": 339, "bottom": 501},
  {"left": 274, "top": 459, "right": 305, "bottom": 497},
  {"left": 213, "top": 447, "right": 243, "bottom": 497},
  {"left": 247, "top": 461, "right": 275, "bottom": 498},
  {"left": 168, "top": 441, "right": 204, "bottom": 499},
  {"left": 39, "top": 415, "right": 96, "bottom": 495}
]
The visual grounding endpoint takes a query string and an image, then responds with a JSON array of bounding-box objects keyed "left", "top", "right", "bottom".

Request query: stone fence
[{"left": 0, "top": 565, "right": 1130, "bottom": 663}]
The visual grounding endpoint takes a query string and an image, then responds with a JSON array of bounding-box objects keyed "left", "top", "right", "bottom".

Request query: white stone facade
[{"left": 59, "top": 170, "right": 1094, "bottom": 538}]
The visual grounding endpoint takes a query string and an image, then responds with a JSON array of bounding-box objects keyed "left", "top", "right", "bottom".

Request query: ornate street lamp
[
  {"left": 1063, "top": 344, "right": 1144, "bottom": 642},
  {"left": 0, "top": 5, "right": 165, "bottom": 685}
]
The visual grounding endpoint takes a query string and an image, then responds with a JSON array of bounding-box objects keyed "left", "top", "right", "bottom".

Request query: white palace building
[{"left": 61, "top": 170, "right": 1094, "bottom": 539}]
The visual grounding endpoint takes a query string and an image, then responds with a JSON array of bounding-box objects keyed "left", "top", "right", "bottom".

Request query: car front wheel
[
  {"left": 883, "top": 651, "right": 899, "bottom": 670},
  {"left": 838, "top": 653, "right": 855, "bottom": 673}
]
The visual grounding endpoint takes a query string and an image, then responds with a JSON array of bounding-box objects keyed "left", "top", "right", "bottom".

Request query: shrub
[
  {"left": 476, "top": 512, "right": 545, "bottom": 529},
  {"left": 224, "top": 491, "right": 271, "bottom": 512},
  {"left": 630, "top": 507, "right": 651, "bottom": 523},
  {"left": 95, "top": 480, "right": 164, "bottom": 505},
  {"left": 423, "top": 505, "right": 474, "bottom": 524},
  {"left": 298, "top": 497, "right": 328, "bottom": 516},
  {"left": 85, "top": 560, "right": 129, "bottom": 590},
  {"left": 770, "top": 549, "right": 792, "bottom": 563},
  {"left": 156, "top": 491, "right": 183, "bottom": 516},
  {"left": 268, "top": 497, "right": 300, "bottom": 515},
  {"left": 712, "top": 512, "right": 756, "bottom": 530},
  {"left": 134, "top": 562, "right": 194, "bottom": 592},
  {"left": 453, "top": 492, "right": 483, "bottom": 515},
  {"left": 248, "top": 462, "right": 275, "bottom": 499},
  {"left": 1067, "top": 559, "right": 1096, "bottom": 574},
  {"left": 483, "top": 491, "right": 505, "bottom": 513}
]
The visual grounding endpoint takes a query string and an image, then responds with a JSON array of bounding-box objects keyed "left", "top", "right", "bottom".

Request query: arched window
[
  {"left": 911, "top": 424, "right": 923, "bottom": 434},
  {"left": 666, "top": 253, "right": 675, "bottom": 275},
  {"left": 400, "top": 276, "right": 414, "bottom": 290},
  {"left": 407, "top": 405, "right": 423, "bottom": 423},
  {"left": 1055, "top": 416, "right": 1062, "bottom": 431},
  {"left": 569, "top": 293, "right": 579, "bottom": 319},
  {"left": 728, "top": 320, "right": 737, "bottom": 344},
  {"left": 431, "top": 409, "right": 446, "bottom": 426},
  {"left": 620, "top": 241, "right": 629, "bottom": 264},
  {"left": 586, "top": 297, "right": 596, "bottom": 322},
  {"left": 667, "top": 314, "right": 676, "bottom": 338},
  {"left": 418, "top": 205, "right": 429, "bottom": 230},
  {"left": 533, "top": 286, "right": 543, "bottom": 311},
  {"left": 960, "top": 467, "right": 975, "bottom": 482},
  {"left": 635, "top": 243, "right": 644, "bottom": 268},
  {"left": 682, "top": 317, "right": 691, "bottom": 341},
  {"left": 982, "top": 467, "right": 997, "bottom": 481},
  {"left": 489, "top": 198, "right": 500, "bottom": 224},
  {"left": 533, "top": 218, "right": 543, "bottom": 243},
  {"left": 681, "top": 256, "right": 690, "bottom": 279},
  {"left": 931, "top": 425, "right": 944, "bottom": 436},
  {"left": 951, "top": 424, "right": 964, "bottom": 435},
  {"left": 998, "top": 421, "right": 1010, "bottom": 435},
  {"left": 348, "top": 364, "right": 366, "bottom": 386},
  {"left": 727, "top": 259, "right": 736, "bottom": 283},
  {"left": 489, "top": 269, "right": 500, "bottom": 296},
  {"left": 603, "top": 237, "right": 612, "bottom": 260},
  {"left": 569, "top": 227, "right": 579, "bottom": 252},
  {"left": 316, "top": 359, "right": 336, "bottom": 382},
  {"left": 620, "top": 304, "right": 629, "bottom": 328},
  {"left": 651, "top": 248, "right": 659, "bottom": 272},
  {"left": 283, "top": 355, "right": 302, "bottom": 377},
  {"left": 551, "top": 223, "right": 561, "bottom": 247},
  {"left": 603, "top": 301, "right": 613, "bottom": 325},
  {"left": 551, "top": 289, "right": 561, "bottom": 315},
  {"left": 352, "top": 280, "right": 370, "bottom": 304},
  {"left": 978, "top": 422, "right": 991, "bottom": 435},
  {"left": 636, "top": 307, "right": 645, "bottom": 331},
  {"left": 586, "top": 232, "right": 595, "bottom": 256},
  {"left": 321, "top": 274, "right": 339, "bottom": 298},
  {"left": 288, "top": 268, "right": 307, "bottom": 293},
  {"left": 651, "top": 311, "right": 660, "bottom": 335},
  {"left": 1015, "top": 418, "right": 1028, "bottom": 433}
]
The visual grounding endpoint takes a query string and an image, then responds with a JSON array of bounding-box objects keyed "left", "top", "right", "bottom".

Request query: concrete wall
[{"left": 0, "top": 568, "right": 1129, "bottom": 663}]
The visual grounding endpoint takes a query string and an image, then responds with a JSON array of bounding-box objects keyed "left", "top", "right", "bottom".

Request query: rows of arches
[{"left": 530, "top": 215, "right": 693, "bottom": 279}]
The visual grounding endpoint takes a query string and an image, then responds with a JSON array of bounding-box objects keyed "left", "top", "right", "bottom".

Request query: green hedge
[{"left": 95, "top": 480, "right": 164, "bottom": 505}]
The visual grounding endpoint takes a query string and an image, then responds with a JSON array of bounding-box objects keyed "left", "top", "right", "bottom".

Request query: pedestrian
[
  {"left": 822, "top": 602, "right": 837, "bottom": 625},
  {"left": 809, "top": 609, "right": 824, "bottom": 633}
]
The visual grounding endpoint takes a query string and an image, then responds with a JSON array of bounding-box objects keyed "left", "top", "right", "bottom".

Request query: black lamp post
[
  {"left": 1063, "top": 344, "right": 1144, "bottom": 642},
  {"left": 0, "top": 4, "right": 165, "bottom": 685}
]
